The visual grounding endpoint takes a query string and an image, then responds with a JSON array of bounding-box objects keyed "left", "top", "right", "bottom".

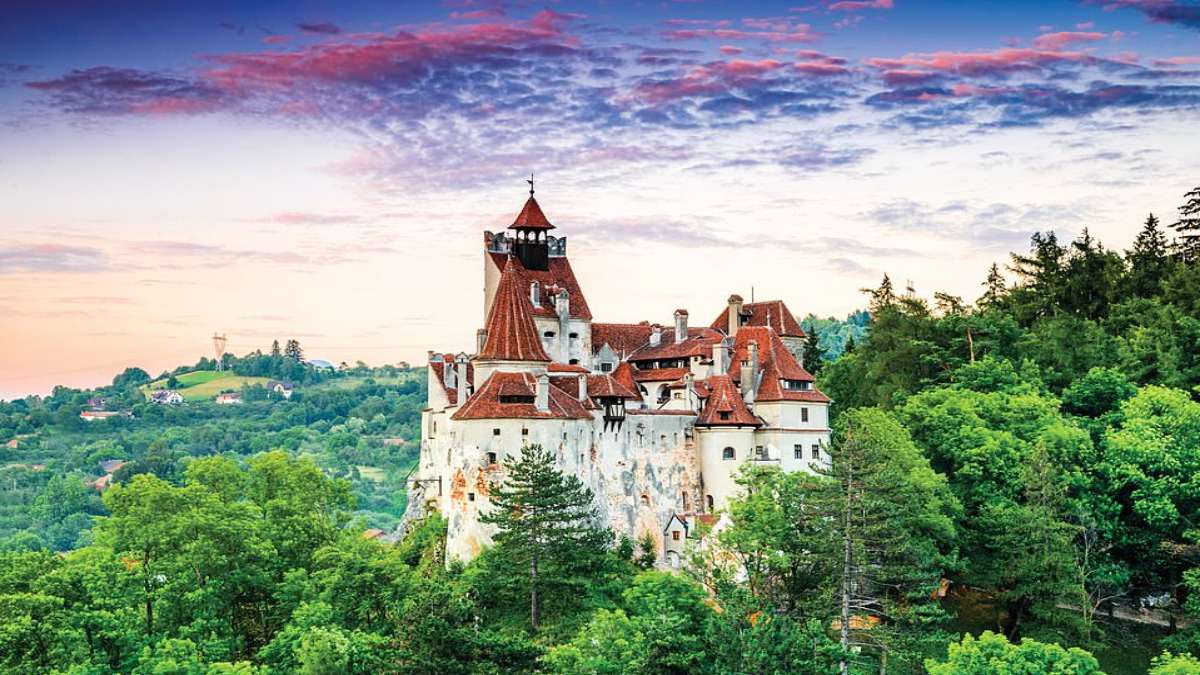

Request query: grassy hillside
[{"left": 142, "top": 370, "right": 272, "bottom": 401}]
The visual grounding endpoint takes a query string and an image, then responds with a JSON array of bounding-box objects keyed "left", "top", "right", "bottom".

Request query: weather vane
[{"left": 527, "top": 172, "right": 535, "bottom": 196}]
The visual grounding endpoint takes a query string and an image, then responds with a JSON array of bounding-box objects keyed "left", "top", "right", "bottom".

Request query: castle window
[
  {"left": 530, "top": 282, "right": 540, "bottom": 306},
  {"left": 755, "top": 445, "right": 767, "bottom": 460},
  {"left": 801, "top": 407, "right": 809, "bottom": 422},
  {"left": 522, "top": 428, "right": 529, "bottom": 435},
  {"left": 569, "top": 332, "right": 579, "bottom": 339},
  {"left": 468, "top": 492, "right": 476, "bottom": 502},
  {"left": 569, "top": 358, "right": 579, "bottom": 365},
  {"left": 811, "top": 444, "right": 820, "bottom": 459},
  {"left": 486, "top": 451, "right": 497, "bottom": 465},
  {"left": 500, "top": 395, "right": 534, "bottom": 403},
  {"left": 794, "top": 444, "right": 803, "bottom": 459},
  {"left": 722, "top": 447, "right": 735, "bottom": 460},
  {"left": 719, "top": 412, "right": 730, "bottom": 421},
  {"left": 493, "top": 428, "right": 501, "bottom": 436},
  {"left": 641, "top": 494, "right": 650, "bottom": 506},
  {"left": 672, "top": 530, "right": 681, "bottom": 541},
  {"left": 706, "top": 495, "right": 714, "bottom": 511},
  {"left": 600, "top": 362, "right": 613, "bottom": 373},
  {"left": 682, "top": 491, "right": 689, "bottom": 510},
  {"left": 543, "top": 331, "right": 556, "bottom": 338}
]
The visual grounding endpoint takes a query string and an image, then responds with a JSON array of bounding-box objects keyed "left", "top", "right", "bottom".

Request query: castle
[{"left": 408, "top": 189, "right": 832, "bottom": 565}]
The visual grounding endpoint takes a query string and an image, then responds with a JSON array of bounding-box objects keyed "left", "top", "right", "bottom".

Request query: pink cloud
[
  {"left": 1153, "top": 55, "right": 1200, "bottom": 65},
  {"left": 663, "top": 18, "right": 819, "bottom": 43},
  {"left": 1031, "top": 31, "right": 1106, "bottom": 50},
  {"left": 865, "top": 47, "right": 1092, "bottom": 78},
  {"left": 1076, "top": 21, "right": 1097, "bottom": 29},
  {"left": 719, "top": 45, "right": 743, "bottom": 55},
  {"left": 262, "top": 35, "right": 289, "bottom": 45},
  {"left": 633, "top": 59, "right": 787, "bottom": 104},
  {"left": 827, "top": 0, "right": 893, "bottom": 10}
]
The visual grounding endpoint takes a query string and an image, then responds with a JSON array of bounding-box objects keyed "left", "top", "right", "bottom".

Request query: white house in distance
[
  {"left": 148, "top": 390, "right": 184, "bottom": 405},
  {"left": 407, "top": 188, "right": 832, "bottom": 563},
  {"left": 215, "top": 392, "right": 243, "bottom": 405},
  {"left": 266, "top": 380, "right": 295, "bottom": 399}
]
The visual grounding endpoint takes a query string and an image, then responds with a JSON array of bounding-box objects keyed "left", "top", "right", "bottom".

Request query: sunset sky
[{"left": 2, "top": 0, "right": 1199, "bottom": 399}]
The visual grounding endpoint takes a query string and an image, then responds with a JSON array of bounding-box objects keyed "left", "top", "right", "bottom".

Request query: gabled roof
[
  {"left": 587, "top": 373, "right": 639, "bottom": 399},
  {"left": 509, "top": 195, "right": 555, "bottom": 230},
  {"left": 548, "top": 362, "right": 589, "bottom": 374},
  {"left": 488, "top": 251, "right": 592, "bottom": 320},
  {"left": 611, "top": 361, "right": 643, "bottom": 401},
  {"left": 628, "top": 327, "right": 724, "bottom": 362},
  {"left": 711, "top": 300, "right": 806, "bottom": 337},
  {"left": 727, "top": 326, "right": 830, "bottom": 403},
  {"left": 592, "top": 322, "right": 654, "bottom": 357},
  {"left": 632, "top": 366, "right": 690, "bottom": 383},
  {"left": 695, "top": 375, "right": 761, "bottom": 427},
  {"left": 452, "top": 372, "right": 592, "bottom": 420},
  {"left": 478, "top": 258, "right": 551, "bottom": 363}
]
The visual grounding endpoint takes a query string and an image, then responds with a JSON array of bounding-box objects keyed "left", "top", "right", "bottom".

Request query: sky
[{"left": 1, "top": 0, "right": 1198, "bottom": 399}]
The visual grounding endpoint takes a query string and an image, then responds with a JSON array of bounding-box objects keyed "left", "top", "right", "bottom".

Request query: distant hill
[
  {"left": 142, "top": 370, "right": 271, "bottom": 401},
  {"left": 802, "top": 309, "right": 870, "bottom": 361}
]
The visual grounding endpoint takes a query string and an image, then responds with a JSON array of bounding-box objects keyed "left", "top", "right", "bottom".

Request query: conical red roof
[
  {"left": 509, "top": 196, "right": 555, "bottom": 230},
  {"left": 477, "top": 258, "right": 551, "bottom": 362}
]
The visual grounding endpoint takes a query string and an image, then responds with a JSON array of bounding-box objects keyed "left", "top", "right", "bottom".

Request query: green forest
[{"left": 1, "top": 187, "right": 1200, "bottom": 673}]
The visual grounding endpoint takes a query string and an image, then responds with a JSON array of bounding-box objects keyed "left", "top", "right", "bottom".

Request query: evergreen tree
[
  {"left": 480, "top": 444, "right": 611, "bottom": 631},
  {"left": 1009, "top": 231, "right": 1067, "bottom": 322},
  {"left": 1062, "top": 229, "right": 1124, "bottom": 321},
  {"left": 1170, "top": 186, "right": 1200, "bottom": 262},
  {"left": 802, "top": 322, "right": 826, "bottom": 376},
  {"left": 284, "top": 339, "right": 304, "bottom": 362},
  {"left": 862, "top": 274, "right": 897, "bottom": 313},
  {"left": 270, "top": 340, "right": 282, "bottom": 358},
  {"left": 1126, "top": 213, "right": 1171, "bottom": 297},
  {"left": 978, "top": 262, "right": 1007, "bottom": 308}
]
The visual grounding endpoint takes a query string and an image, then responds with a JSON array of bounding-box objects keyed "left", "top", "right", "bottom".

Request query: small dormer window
[
  {"left": 600, "top": 362, "right": 613, "bottom": 372},
  {"left": 543, "top": 331, "right": 556, "bottom": 338},
  {"left": 719, "top": 411, "right": 730, "bottom": 421},
  {"left": 530, "top": 282, "right": 540, "bottom": 305}
]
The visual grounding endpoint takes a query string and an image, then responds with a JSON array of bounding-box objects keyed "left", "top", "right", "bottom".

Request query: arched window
[
  {"left": 722, "top": 447, "right": 735, "bottom": 460},
  {"left": 640, "top": 494, "right": 650, "bottom": 506},
  {"left": 667, "top": 550, "right": 681, "bottom": 569},
  {"left": 706, "top": 494, "right": 714, "bottom": 511}
]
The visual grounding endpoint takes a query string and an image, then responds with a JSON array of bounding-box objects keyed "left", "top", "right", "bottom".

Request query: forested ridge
[{"left": 2, "top": 187, "right": 1200, "bottom": 673}]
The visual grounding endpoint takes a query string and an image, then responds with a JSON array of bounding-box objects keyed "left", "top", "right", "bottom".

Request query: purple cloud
[
  {"left": 0, "top": 244, "right": 109, "bottom": 273},
  {"left": 297, "top": 21, "right": 343, "bottom": 35},
  {"left": 25, "top": 66, "right": 226, "bottom": 114},
  {"left": 1091, "top": 0, "right": 1200, "bottom": 30}
]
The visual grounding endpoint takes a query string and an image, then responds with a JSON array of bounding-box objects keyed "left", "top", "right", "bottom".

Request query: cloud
[
  {"left": 0, "top": 244, "right": 109, "bottom": 273},
  {"left": 865, "top": 47, "right": 1095, "bottom": 79},
  {"left": 827, "top": 0, "right": 894, "bottom": 11},
  {"left": 859, "top": 198, "right": 1093, "bottom": 248},
  {"left": 25, "top": 66, "right": 226, "bottom": 114},
  {"left": 662, "top": 17, "right": 819, "bottom": 43},
  {"left": 297, "top": 22, "right": 342, "bottom": 35},
  {"left": 262, "top": 212, "right": 366, "bottom": 225},
  {"left": 1031, "top": 31, "right": 1107, "bottom": 49},
  {"left": 1090, "top": 0, "right": 1200, "bottom": 30}
]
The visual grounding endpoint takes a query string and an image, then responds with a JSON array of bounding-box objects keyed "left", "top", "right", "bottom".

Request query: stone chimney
[
  {"left": 740, "top": 339, "right": 758, "bottom": 404},
  {"left": 535, "top": 374, "right": 550, "bottom": 412},
  {"left": 476, "top": 329, "right": 488, "bottom": 354},
  {"left": 649, "top": 324, "right": 662, "bottom": 347},
  {"left": 674, "top": 309, "right": 688, "bottom": 344},
  {"left": 712, "top": 341, "right": 726, "bottom": 374},
  {"left": 727, "top": 294, "right": 744, "bottom": 337},
  {"left": 455, "top": 353, "right": 468, "bottom": 405},
  {"left": 441, "top": 354, "right": 455, "bottom": 389},
  {"left": 578, "top": 373, "right": 588, "bottom": 402},
  {"left": 555, "top": 289, "right": 570, "bottom": 319}
]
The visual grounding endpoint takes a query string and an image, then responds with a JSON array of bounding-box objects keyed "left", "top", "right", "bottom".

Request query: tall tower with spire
[{"left": 509, "top": 175, "right": 555, "bottom": 271}]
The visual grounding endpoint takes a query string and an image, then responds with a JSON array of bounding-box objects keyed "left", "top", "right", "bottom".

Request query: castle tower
[{"left": 509, "top": 178, "right": 555, "bottom": 271}]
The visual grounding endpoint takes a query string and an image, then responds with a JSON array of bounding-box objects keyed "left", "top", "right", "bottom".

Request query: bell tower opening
[{"left": 508, "top": 174, "right": 555, "bottom": 272}]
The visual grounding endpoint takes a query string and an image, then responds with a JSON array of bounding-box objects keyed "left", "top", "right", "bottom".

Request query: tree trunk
[{"left": 531, "top": 552, "right": 540, "bottom": 631}]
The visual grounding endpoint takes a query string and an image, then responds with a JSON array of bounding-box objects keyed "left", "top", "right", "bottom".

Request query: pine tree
[
  {"left": 862, "top": 274, "right": 896, "bottom": 313},
  {"left": 1008, "top": 231, "right": 1067, "bottom": 321},
  {"left": 481, "top": 444, "right": 611, "bottom": 631},
  {"left": 1170, "top": 186, "right": 1200, "bottom": 262},
  {"left": 802, "top": 323, "right": 826, "bottom": 376},
  {"left": 283, "top": 339, "right": 303, "bottom": 362},
  {"left": 1126, "top": 213, "right": 1171, "bottom": 297},
  {"left": 270, "top": 340, "right": 282, "bottom": 358},
  {"left": 978, "top": 263, "right": 1007, "bottom": 308}
]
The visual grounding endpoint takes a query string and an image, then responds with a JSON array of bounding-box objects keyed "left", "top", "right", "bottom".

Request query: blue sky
[{"left": 1, "top": 0, "right": 1198, "bottom": 397}]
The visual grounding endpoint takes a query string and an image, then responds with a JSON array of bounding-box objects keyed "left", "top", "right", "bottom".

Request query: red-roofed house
[{"left": 412, "top": 187, "right": 831, "bottom": 564}]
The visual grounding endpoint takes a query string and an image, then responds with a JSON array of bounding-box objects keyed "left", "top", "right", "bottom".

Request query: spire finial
[{"left": 527, "top": 172, "right": 534, "bottom": 196}]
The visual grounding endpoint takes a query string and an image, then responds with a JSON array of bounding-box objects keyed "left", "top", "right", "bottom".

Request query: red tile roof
[
  {"left": 711, "top": 300, "right": 806, "bottom": 337},
  {"left": 548, "top": 362, "right": 589, "bottom": 374},
  {"left": 727, "top": 326, "right": 830, "bottom": 403},
  {"left": 629, "top": 327, "right": 724, "bottom": 362},
  {"left": 429, "top": 355, "right": 474, "bottom": 405},
  {"left": 592, "top": 322, "right": 653, "bottom": 357},
  {"left": 587, "top": 373, "right": 639, "bottom": 399},
  {"left": 477, "top": 258, "right": 551, "bottom": 362},
  {"left": 489, "top": 252, "right": 592, "bottom": 320},
  {"left": 509, "top": 195, "right": 555, "bottom": 230},
  {"left": 611, "top": 361, "right": 643, "bottom": 401},
  {"left": 452, "top": 372, "right": 592, "bottom": 420},
  {"left": 695, "top": 375, "right": 761, "bottom": 427},
  {"left": 632, "top": 366, "right": 690, "bottom": 382}
]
